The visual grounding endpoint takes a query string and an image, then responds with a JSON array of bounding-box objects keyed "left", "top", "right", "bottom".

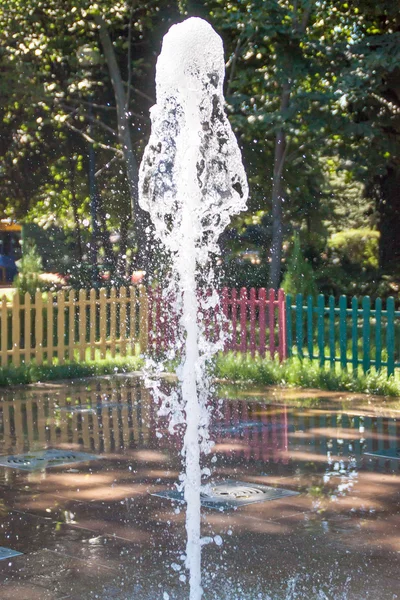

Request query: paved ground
[{"left": 0, "top": 377, "right": 399, "bottom": 599}]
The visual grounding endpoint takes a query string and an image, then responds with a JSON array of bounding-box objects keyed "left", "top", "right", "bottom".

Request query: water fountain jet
[{"left": 139, "top": 17, "right": 248, "bottom": 599}]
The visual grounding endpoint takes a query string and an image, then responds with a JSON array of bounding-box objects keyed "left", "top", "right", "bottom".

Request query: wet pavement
[{"left": 0, "top": 376, "right": 399, "bottom": 599}]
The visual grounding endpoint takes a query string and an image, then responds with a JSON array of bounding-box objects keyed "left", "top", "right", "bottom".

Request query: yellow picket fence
[{"left": 0, "top": 286, "right": 149, "bottom": 368}]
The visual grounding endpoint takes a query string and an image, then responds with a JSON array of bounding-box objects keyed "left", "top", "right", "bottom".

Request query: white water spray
[{"left": 139, "top": 17, "right": 248, "bottom": 599}]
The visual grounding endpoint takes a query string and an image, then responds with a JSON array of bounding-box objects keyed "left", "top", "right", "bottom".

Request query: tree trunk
[
  {"left": 95, "top": 13, "right": 148, "bottom": 269},
  {"left": 69, "top": 155, "right": 83, "bottom": 261},
  {"left": 268, "top": 82, "right": 290, "bottom": 290},
  {"left": 268, "top": 5, "right": 313, "bottom": 289},
  {"left": 118, "top": 218, "right": 129, "bottom": 278},
  {"left": 97, "top": 202, "right": 115, "bottom": 269}
]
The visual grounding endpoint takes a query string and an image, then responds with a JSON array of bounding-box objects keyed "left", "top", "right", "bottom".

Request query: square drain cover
[
  {"left": 0, "top": 547, "right": 23, "bottom": 561},
  {"left": 364, "top": 448, "right": 400, "bottom": 460},
  {"left": 0, "top": 449, "right": 101, "bottom": 472},
  {"left": 152, "top": 479, "right": 299, "bottom": 510}
]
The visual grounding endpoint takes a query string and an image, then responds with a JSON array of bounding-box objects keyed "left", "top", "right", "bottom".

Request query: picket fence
[
  {"left": 1, "top": 286, "right": 399, "bottom": 377},
  {"left": 0, "top": 286, "right": 149, "bottom": 367},
  {"left": 286, "top": 293, "right": 400, "bottom": 376},
  {"left": 147, "top": 287, "right": 287, "bottom": 361},
  {"left": 0, "top": 286, "right": 287, "bottom": 368}
]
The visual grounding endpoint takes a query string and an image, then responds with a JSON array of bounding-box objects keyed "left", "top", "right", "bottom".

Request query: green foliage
[
  {"left": 3, "top": 350, "right": 399, "bottom": 397},
  {"left": 219, "top": 259, "right": 269, "bottom": 289},
  {"left": 328, "top": 229, "right": 380, "bottom": 269},
  {"left": 1, "top": 0, "right": 400, "bottom": 292},
  {"left": 23, "top": 223, "right": 87, "bottom": 274},
  {"left": 214, "top": 353, "right": 400, "bottom": 398},
  {"left": 282, "top": 234, "right": 317, "bottom": 298},
  {"left": 13, "top": 239, "right": 43, "bottom": 298},
  {"left": 0, "top": 355, "right": 144, "bottom": 387}
]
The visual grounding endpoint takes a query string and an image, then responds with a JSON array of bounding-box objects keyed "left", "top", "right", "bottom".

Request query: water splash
[{"left": 139, "top": 16, "right": 248, "bottom": 600}]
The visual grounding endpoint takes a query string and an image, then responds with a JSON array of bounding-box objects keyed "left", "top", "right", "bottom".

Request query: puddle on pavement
[{"left": 0, "top": 376, "right": 399, "bottom": 599}]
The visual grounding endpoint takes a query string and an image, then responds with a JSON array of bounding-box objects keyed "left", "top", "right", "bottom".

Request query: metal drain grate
[
  {"left": 364, "top": 448, "right": 400, "bottom": 460},
  {"left": 152, "top": 479, "right": 299, "bottom": 510},
  {"left": 0, "top": 547, "right": 23, "bottom": 561},
  {"left": 0, "top": 449, "right": 101, "bottom": 472}
]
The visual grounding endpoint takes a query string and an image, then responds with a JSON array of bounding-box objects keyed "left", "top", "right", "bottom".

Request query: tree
[
  {"left": 0, "top": 0, "right": 179, "bottom": 271},
  {"left": 203, "top": 0, "right": 358, "bottom": 287},
  {"left": 336, "top": 1, "right": 400, "bottom": 272},
  {"left": 281, "top": 232, "right": 317, "bottom": 298}
]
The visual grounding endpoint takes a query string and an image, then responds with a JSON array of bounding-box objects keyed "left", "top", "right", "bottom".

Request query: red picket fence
[{"left": 147, "top": 287, "right": 287, "bottom": 361}]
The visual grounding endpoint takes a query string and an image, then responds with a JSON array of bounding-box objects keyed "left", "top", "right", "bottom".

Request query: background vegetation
[{"left": 0, "top": 0, "right": 399, "bottom": 298}]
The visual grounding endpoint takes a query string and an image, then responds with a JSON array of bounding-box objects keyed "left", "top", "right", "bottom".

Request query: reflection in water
[
  {"left": 0, "top": 378, "right": 398, "bottom": 476},
  {"left": 0, "top": 377, "right": 399, "bottom": 600}
]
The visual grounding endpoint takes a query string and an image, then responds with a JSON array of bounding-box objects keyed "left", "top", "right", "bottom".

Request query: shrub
[
  {"left": 13, "top": 240, "right": 44, "bottom": 298},
  {"left": 282, "top": 233, "right": 318, "bottom": 298},
  {"left": 328, "top": 229, "right": 379, "bottom": 269}
]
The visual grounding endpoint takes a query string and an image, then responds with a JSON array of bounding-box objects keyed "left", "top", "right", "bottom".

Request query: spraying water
[{"left": 139, "top": 17, "right": 248, "bottom": 599}]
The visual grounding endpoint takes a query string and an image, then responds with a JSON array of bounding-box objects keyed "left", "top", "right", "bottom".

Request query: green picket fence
[{"left": 286, "top": 294, "right": 399, "bottom": 376}]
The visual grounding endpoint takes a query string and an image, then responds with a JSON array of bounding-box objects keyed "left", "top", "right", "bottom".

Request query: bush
[
  {"left": 13, "top": 240, "right": 44, "bottom": 298},
  {"left": 219, "top": 259, "right": 270, "bottom": 289},
  {"left": 328, "top": 229, "right": 379, "bottom": 269},
  {"left": 282, "top": 233, "right": 318, "bottom": 298}
]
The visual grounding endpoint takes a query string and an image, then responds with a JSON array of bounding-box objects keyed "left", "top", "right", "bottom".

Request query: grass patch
[
  {"left": 214, "top": 352, "right": 400, "bottom": 397},
  {"left": 0, "top": 355, "right": 144, "bottom": 387},
  {"left": 2, "top": 350, "right": 399, "bottom": 398}
]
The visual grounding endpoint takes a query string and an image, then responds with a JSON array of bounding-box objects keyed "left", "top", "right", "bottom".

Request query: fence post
[
  {"left": 120, "top": 286, "right": 127, "bottom": 357},
  {"left": 307, "top": 295, "right": 313, "bottom": 359},
  {"left": 1, "top": 296, "right": 7, "bottom": 367},
  {"left": 240, "top": 287, "right": 247, "bottom": 353},
  {"left": 24, "top": 292, "right": 31, "bottom": 365},
  {"left": 351, "top": 296, "right": 358, "bottom": 375},
  {"left": 278, "top": 288, "right": 287, "bottom": 361},
  {"left": 269, "top": 288, "right": 276, "bottom": 359},
  {"left": 47, "top": 293, "right": 54, "bottom": 365},
  {"left": 99, "top": 288, "right": 107, "bottom": 359},
  {"left": 78, "top": 288, "right": 87, "bottom": 362},
  {"left": 89, "top": 288, "right": 96, "bottom": 361},
  {"left": 339, "top": 295, "right": 347, "bottom": 370},
  {"left": 35, "top": 290, "right": 43, "bottom": 365},
  {"left": 12, "top": 293, "right": 20, "bottom": 367},
  {"left": 375, "top": 297, "right": 382, "bottom": 372},
  {"left": 221, "top": 287, "right": 230, "bottom": 353},
  {"left": 139, "top": 285, "right": 149, "bottom": 353},
  {"left": 154, "top": 286, "right": 162, "bottom": 353},
  {"left": 231, "top": 288, "right": 238, "bottom": 351},
  {"left": 249, "top": 288, "right": 256, "bottom": 357},
  {"left": 57, "top": 290, "right": 65, "bottom": 365},
  {"left": 362, "top": 296, "right": 371, "bottom": 374},
  {"left": 317, "top": 294, "right": 325, "bottom": 368},
  {"left": 68, "top": 290, "right": 75, "bottom": 362},
  {"left": 296, "top": 293, "right": 303, "bottom": 359},
  {"left": 129, "top": 286, "right": 137, "bottom": 354},
  {"left": 328, "top": 295, "right": 335, "bottom": 370},
  {"left": 258, "top": 288, "right": 266, "bottom": 358},
  {"left": 387, "top": 296, "right": 395, "bottom": 377},
  {"left": 286, "top": 293, "right": 292, "bottom": 358},
  {"left": 110, "top": 286, "right": 117, "bottom": 358}
]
